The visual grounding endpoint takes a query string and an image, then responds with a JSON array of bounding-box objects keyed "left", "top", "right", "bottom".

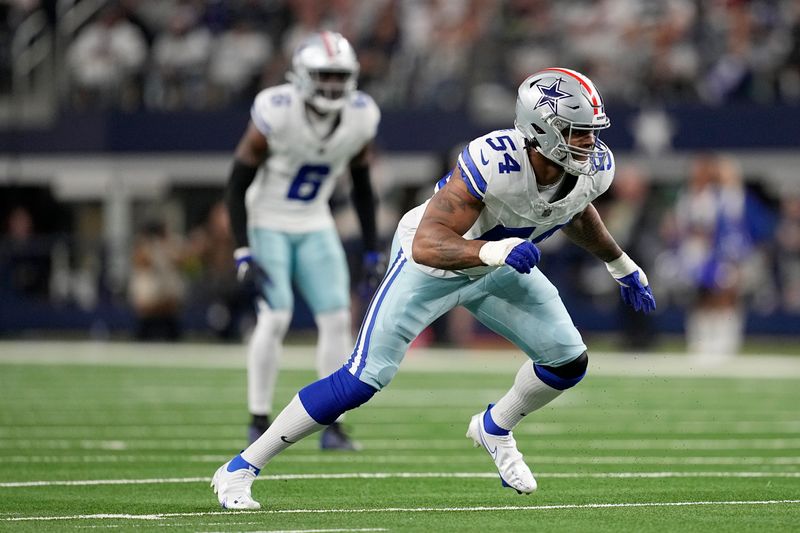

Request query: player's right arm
[
  {"left": 412, "top": 164, "right": 541, "bottom": 275},
  {"left": 412, "top": 168, "right": 485, "bottom": 270},
  {"left": 225, "top": 121, "right": 269, "bottom": 249}
]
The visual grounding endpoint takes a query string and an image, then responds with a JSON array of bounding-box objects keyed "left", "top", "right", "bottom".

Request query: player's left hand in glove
[
  {"left": 359, "top": 251, "right": 386, "bottom": 299},
  {"left": 234, "top": 247, "right": 271, "bottom": 300},
  {"left": 605, "top": 252, "right": 656, "bottom": 313}
]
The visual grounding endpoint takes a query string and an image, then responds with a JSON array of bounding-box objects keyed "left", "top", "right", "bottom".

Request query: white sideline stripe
[
  {"left": 5, "top": 454, "right": 800, "bottom": 466},
  {"left": 73, "top": 521, "right": 275, "bottom": 530},
  {"left": 2, "top": 342, "right": 798, "bottom": 379},
  {"left": 3, "top": 471, "right": 800, "bottom": 488},
  {"left": 69, "top": 522, "right": 387, "bottom": 532},
  {"left": 3, "top": 500, "right": 799, "bottom": 522},
  {"left": 205, "top": 530, "right": 386, "bottom": 533},
  {"left": 5, "top": 418, "right": 800, "bottom": 436}
]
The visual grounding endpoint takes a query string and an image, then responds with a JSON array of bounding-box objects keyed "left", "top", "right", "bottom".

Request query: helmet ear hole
[{"left": 532, "top": 123, "right": 546, "bottom": 135}]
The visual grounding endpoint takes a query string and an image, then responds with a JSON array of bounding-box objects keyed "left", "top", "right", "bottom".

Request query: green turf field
[{"left": 0, "top": 342, "right": 798, "bottom": 532}]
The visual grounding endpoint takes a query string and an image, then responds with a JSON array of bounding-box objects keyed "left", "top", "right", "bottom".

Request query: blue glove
[
  {"left": 606, "top": 253, "right": 656, "bottom": 313},
  {"left": 234, "top": 247, "right": 271, "bottom": 300},
  {"left": 504, "top": 241, "right": 541, "bottom": 274},
  {"left": 360, "top": 251, "right": 386, "bottom": 298},
  {"left": 479, "top": 238, "right": 541, "bottom": 274}
]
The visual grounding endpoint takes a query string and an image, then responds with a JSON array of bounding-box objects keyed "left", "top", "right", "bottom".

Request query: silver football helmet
[
  {"left": 287, "top": 31, "right": 359, "bottom": 113},
  {"left": 515, "top": 68, "right": 611, "bottom": 176}
]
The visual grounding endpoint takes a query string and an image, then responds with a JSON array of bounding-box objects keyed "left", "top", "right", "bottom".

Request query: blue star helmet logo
[{"left": 534, "top": 78, "right": 571, "bottom": 114}]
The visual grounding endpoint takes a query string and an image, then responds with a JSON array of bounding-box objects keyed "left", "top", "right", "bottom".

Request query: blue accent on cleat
[
  {"left": 500, "top": 477, "right": 523, "bottom": 494},
  {"left": 226, "top": 454, "right": 260, "bottom": 476},
  {"left": 483, "top": 404, "right": 510, "bottom": 436}
]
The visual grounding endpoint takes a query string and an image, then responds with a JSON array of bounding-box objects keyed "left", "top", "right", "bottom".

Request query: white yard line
[
  {"left": 202, "top": 530, "right": 387, "bottom": 533},
  {"left": 3, "top": 419, "right": 800, "bottom": 435},
  {"left": 2, "top": 437, "right": 799, "bottom": 451},
  {"left": 3, "top": 454, "right": 800, "bottom": 466},
  {"left": 2, "top": 500, "right": 799, "bottom": 522},
  {"left": 1, "top": 341, "right": 799, "bottom": 378},
  {"left": 2, "top": 471, "right": 800, "bottom": 488}
]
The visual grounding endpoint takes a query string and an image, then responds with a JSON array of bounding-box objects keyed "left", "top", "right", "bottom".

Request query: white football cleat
[
  {"left": 211, "top": 454, "right": 262, "bottom": 509},
  {"left": 466, "top": 407, "right": 537, "bottom": 494}
]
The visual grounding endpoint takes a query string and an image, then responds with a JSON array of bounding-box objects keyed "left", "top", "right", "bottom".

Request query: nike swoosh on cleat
[
  {"left": 477, "top": 426, "right": 498, "bottom": 460},
  {"left": 280, "top": 435, "right": 295, "bottom": 444},
  {"left": 480, "top": 150, "right": 489, "bottom": 165}
]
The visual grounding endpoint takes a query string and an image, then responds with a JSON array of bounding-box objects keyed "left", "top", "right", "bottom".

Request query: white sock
[
  {"left": 687, "top": 308, "right": 742, "bottom": 357},
  {"left": 241, "top": 394, "right": 324, "bottom": 468},
  {"left": 315, "top": 308, "right": 352, "bottom": 423},
  {"left": 686, "top": 309, "right": 706, "bottom": 355},
  {"left": 247, "top": 307, "right": 292, "bottom": 416},
  {"left": 713, "top": 307, "right": 743, "bottom": 356},
  {"left": 490, "top": 360, "right": 563, "bottom": 431}
]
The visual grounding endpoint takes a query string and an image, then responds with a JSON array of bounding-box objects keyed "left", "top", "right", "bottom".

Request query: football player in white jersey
[
  {"left": 212, "top": 68, "right": 656, "bottom": 509},
  {"left": 224, "top": 32, "right": 382, "bottom": 451}
]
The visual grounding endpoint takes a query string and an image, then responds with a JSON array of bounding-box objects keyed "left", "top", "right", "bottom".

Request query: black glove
[
  {"left": 234, "top": 247, "right": 271, "bottom": 302},
  {"left": 359, "top": 251, "right": 387, "bottom": 299}
]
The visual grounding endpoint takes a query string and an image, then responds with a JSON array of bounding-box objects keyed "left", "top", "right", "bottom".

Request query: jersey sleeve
[
  {"left": 456, "top": 138, "right": 493, "bottom": 200},
  {"left": 250, "top": 86, "right": 292, "bottom": 139},
  {"left": 351, "top": 91, "right": 381, "bottom": 143}
]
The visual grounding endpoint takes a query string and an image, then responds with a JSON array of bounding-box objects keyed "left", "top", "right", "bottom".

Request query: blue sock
[
  {"left": 227, "top": 453, "right": 260, "bottom": 475},
  {"left": 483, "top": 404, "right": 510, "bottom": 436}
]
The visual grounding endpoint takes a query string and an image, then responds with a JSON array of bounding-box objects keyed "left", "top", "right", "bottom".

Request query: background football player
[
  {"left": 212, "top": 68, "right": 655, "bottom": 509},
  {"left": 225, "top": 31, "right": 383, "bottom": 450}
]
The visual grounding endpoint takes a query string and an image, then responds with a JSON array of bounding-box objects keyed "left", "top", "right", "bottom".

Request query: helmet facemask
[
  {"left": 305, "top": 69, "right": 357, "bottom": 112},
  {"left": 548, "top": 118, "right": 610, "bottom": 176}
]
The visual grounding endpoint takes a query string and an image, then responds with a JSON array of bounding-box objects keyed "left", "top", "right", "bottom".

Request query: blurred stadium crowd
[
  {"left": 2, "top": 0, "right": 800, "bottom": 352},
  {"left": 3, "top": 0, "right": 800, "bottom": 111}
]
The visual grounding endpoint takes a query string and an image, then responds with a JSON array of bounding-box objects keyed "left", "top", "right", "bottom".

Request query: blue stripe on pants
[{"left": 345, "top": 249, "right": 406, "bottom": 377}]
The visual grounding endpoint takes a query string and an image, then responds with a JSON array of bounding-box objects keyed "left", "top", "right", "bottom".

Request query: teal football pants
[
  {"left": 343, "top": 235, "right": 587, "bottom": 390},
  {"left": 248, "top": 226, "right": 350, "bottom": 314}
]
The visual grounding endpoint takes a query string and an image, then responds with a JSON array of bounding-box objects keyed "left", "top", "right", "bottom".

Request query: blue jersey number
[
  {"left": 486, "top": 135, "right": 517, "bottom": 151},
  {"left": 591, "top": 150, "right": 612, "bottom": 172},
  {"left": 287, "top": 164, "right": 330, "bottom": 201},
  {"left": 271, "top": 93, "right": 291, "bottom": 106},
  {"left": 486, "top": 135, "right": 521, "bottom": 174}
]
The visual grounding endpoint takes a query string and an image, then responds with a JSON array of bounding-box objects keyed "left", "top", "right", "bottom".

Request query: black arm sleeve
[
  {"left": 350, "top": 163, "right": 378, "bottom": 252},
  {"left": 225, "top": 159, "right": 259, "bottom": 248}
]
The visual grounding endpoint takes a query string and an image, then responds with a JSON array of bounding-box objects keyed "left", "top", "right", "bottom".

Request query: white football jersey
[
  {"left": 246, "top": 83, "right": 380, "bottom": 232},
  {"left": 397, "top": 128, "right": 615, "bottom": 278}
]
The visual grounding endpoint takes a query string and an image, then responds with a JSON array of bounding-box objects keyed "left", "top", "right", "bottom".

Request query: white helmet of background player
[
  {"left": 515, "top": 68, "right": 611, "bottom": 176},
  {"left": 287, "top": 31, "right": 359, "bottom": 113}
]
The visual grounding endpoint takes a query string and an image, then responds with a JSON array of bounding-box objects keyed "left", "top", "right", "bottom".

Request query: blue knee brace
[
  {"left": 533, "top": 352, "right": 589, "bottom": 390},
  {"left": 298, "top": 367, "right": 378, "bottom": 425}
]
